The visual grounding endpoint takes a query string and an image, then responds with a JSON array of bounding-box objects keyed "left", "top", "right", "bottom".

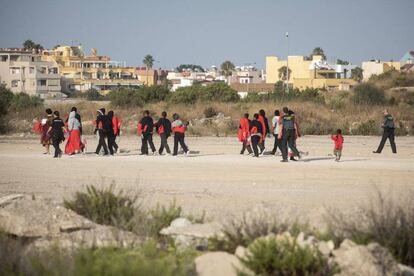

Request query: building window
[
  {"left": 29, "top": 67, "right": 35, "bottom": 74},
  {"left": 48, "top": 79, "right": 60, "bottom": 86},
  {"left": 48, "top": 67, "right": 58, "bottom": 74},
  {"left": 38, "top": 79, "right": 47, "bottom": 86},
  {"left": 11, "top": 80, "right": 20, "bottom": 87},
  {"left": 10, "top": 67, "right": 20, "bottom": 74},
  {"left": 1, "top": 55, "right": 8, "bottom": 62}
]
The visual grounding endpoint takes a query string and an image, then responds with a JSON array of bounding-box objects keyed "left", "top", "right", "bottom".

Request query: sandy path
[{"left": 0, "top": 135, "right": 413, "bottom": 227}]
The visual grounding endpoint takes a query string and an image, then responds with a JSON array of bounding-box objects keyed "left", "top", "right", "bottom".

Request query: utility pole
[{"left": 285, "top": 32, "right": 289, "bottom": 94}]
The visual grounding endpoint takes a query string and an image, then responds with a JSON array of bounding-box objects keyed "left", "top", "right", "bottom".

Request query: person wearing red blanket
[
  {"left": 258, "top": 109, "right": 269, "bottom": 155},
  {"left": 108, "top": 111, "right": 121, "bottom": 153},
  {"left": 65, "top": 110, "right": 82, "bottom": 155},
  {"left": 238, "top": 113, "right": 252, "bottom": 155},
  {"left": 331, "top": 129, "right": 344, "bottom": 162}
]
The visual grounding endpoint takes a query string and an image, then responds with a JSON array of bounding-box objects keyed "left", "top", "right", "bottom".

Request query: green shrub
[
  {"left": 9, "top": 93, "right": 43, "bottom": 111},
  {"left": 148, "top": 200, "right": 182, "bottom": 238},
  {"left": 354, "top": 120, "right": 381, "bottom": 135},
  {"left": 64, "top": 184, "right": 138, "bottom": 229},
  {"left": 85, "top": 88, "right": 103, "bottom": 101},
  {"left": 352, "top": 83, "right": 386, "bottom": 105},
  {"left": 13, "top": 240, "right": 197, "bottom": 276},
  {"left": 327, "top": 189, "right": 414, "bottom": 266},
  {"left": 169, "top": 86, "right": 201, "bottom": 104},
  {"left": 240, "top": 237, "right": 337, "bottom": 276},
  {"left": 208, "top": 213, "right": 289, "bottom": 253},
  {"left": 201, "top": 82, "right": 239, "bottom": 102},
  {"left": 109, "top": 86, "right": 170, "bottom": 107},
  {"left": 0, "top": 85, "right": 14, "bottom": 132}
]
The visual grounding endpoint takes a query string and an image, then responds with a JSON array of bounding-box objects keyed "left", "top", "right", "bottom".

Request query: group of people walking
[
  {"left": 238, "top": 107, "right": 303, "bottom": 162},
  {"left": 36, "top": 106, "right": 397, "bottom": 160}
]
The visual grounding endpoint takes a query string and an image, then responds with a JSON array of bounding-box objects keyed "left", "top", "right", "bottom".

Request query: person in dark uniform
[
  {"left": 258, "top": 109, "right": 270, "bottom": 155},
  {"left": 94, "top": 108, "right": 109, "bottom": 156},
  {"left": 139, "top": 110, "right": 156, "bottom": 155},
  {"left": 48, "top": 111, "right": 65, "bottom": 158},
  {"left": 155, "top": 111, "right": 172, "bottom": 155},
  {"left": 249, "top": 113, "right": 263, "bottom": 157},
  {"left": 279, "top": 107, "right": 301, "bottom": 162},
  {"left": 373, "top": 109, "right": 397, "bottom": 154}
]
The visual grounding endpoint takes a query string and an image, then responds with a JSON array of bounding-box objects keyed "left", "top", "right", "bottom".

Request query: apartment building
[
  {"left": 266, "top": 55, "right": 357, "bottom": 91},
  {"left": 42, "top": 46, "right": 142, "bottom": 93},
  {"left": 0, "top": 48, "right": 61, "bottom": 98}
]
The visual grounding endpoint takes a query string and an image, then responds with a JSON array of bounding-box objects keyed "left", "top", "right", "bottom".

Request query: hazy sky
[{"left": 1, "top": 0, "right": 413, "bottom": 69}]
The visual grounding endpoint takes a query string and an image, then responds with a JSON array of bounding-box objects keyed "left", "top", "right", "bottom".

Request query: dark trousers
[
  {"left": 251, "top": 135, "right": 261, "bottom": 157},
  {"left": 159, "top": 133, "right": 171, "bottom": 154},
  {"left": 96, "top": 130, "right": 108, "bottom": 155},
  {"left": 271, "top": 134, "right": 282, "bottom": 154},
  {"left": 376, "top": 128, "right": 397, "bottom": 153},
  {"left": 52, "top": 138, "right": 62, "bottom": 158},
  {"left": 141, "top": 133, "right": 156, "bottom": 154},
  {"left": 173, "top": 133, "right": 188, "bottom": 155},
  {"left": 107, "top": 133, "right": 115, "bottom": 155},
  {"left": 259, "top": 139, "right": 265, "bottom": 153},
  {"left": 240, "top": 140, "right": 253, "bottom": 154},
  {"left": 281, "top": 129, "right": 300, "bottom": 160}
]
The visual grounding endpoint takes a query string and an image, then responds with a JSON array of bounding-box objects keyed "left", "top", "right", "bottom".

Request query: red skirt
[{"left": 65, "top": 129, "right": 82, "bottom": 154}]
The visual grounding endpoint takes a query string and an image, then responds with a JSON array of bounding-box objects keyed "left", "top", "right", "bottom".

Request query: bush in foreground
[
  {"left": 327, "top": 189, "right": 414, "bottom": 266},
  {"left": 240, "top": 237, "right": 337, "bottom": 276},
  {"left": 64, "top": 184, "right": 138, "bottom": 230}
]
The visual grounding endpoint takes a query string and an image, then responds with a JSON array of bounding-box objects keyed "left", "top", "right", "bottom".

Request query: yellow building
[
  {"left": 266, "top": 55, "right": 356, "bottom": 91},
  {"left": 42, "top": 46, "right": 142, "bottom": 93}
]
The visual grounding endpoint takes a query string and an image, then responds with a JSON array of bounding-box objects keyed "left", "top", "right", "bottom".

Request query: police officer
[
  {"left": 373, "top": 109, "right": 397, "bottom": 154},
  {"left": 279, "top": 107, "right": 301, "bottom": 162}
]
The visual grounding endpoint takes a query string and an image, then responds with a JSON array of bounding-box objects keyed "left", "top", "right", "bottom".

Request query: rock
[
  {"left": 333, "top": 241, "right": 400, "bottom": 276},
  {"left": 160, "top": 218, "right": 222, "bottom": 250},
  {"left": 399, "top": 264, "right": 414, "bottom": 276},
  {"left": 0, "top": 194, "right": 24, "bottom": 208},
  {"left": 0, "top": 195, "right": 94, "bottom": 238},
  {"left": 296, "top": 232, "right": 305, "bottom": 245},
  {"left": 195, "top": 252, "right": 252, "bottom": 276},
  {"left": 0, "top": 195, "right": 143, "bottom": 252},
  {"left": 235, "top": 246, "right": 248, "bottom": 259},
  {"left": 318, "top": 241, "right": 332, "bottom": 257}
]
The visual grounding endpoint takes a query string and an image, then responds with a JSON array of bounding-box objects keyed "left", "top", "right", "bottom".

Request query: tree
[
  {"left": 143, "top": 54, "right": 154, "bottom": 69},
  {"left": 351, "top": 67, "right": 364, "bottom": 82},
  {"left": 23, "top": 39, "right": 43, "bottom": 50},
  {"left": 278, "top": 66, "right": 292, "bottom": 81},
  {"left": 220, "top": 60, "right": 235, "bottom": 77},
  {"left": 309, "top": 47, "right": 326, "bottom": 60},
  {"left": 175, "top": 64, "right": 205, "bottom": 73},
  {"left": 336, "top": 59, "right": 350, "bottom": 65}
]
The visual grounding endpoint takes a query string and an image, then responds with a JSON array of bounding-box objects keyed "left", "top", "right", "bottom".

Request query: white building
[{"left": 0, "top": 48, "right": 61, "bottom": 98}]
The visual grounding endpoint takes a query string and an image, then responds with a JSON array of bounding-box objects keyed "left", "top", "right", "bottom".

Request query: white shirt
[{"left": 272, "top": 116, "right": 280, "bottom": 135}]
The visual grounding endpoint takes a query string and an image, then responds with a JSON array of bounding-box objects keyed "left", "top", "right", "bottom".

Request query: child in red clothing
[{"left": 331, "top": 129, "right": 344, "bottom": 162}]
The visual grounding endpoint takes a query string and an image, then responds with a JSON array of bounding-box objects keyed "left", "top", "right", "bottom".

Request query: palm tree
[
  {"left": 23, "top": 39, "right": 43, "bottom": 50},
  {"left": 220, "top": 60, "right": 235, "bottom": 77},
  {"left": 351, "top": 67, "right": 364, "bottom": 82},
  {"left": 143, "top": 55, "right": 155, "bottom": 85},
  {"left": 143, "top": 54, "right": 154, "bottom": 69},
  {"left": 278, "top": 66, "right": 292, "bottom": 81}
]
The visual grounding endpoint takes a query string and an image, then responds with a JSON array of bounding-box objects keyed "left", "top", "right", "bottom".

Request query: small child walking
[{"left": 331, "top": 129, "right": 344, "bottom": 162}]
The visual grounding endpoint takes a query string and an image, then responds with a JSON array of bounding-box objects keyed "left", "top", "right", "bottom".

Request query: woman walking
[{"left": 65, "top": 110, "right": 82, "bottom": 155}]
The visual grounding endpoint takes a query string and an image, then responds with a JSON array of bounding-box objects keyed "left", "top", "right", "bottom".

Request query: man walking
[
  {"left": 94, "top": 108, "right": 109, "bottom": 156},
  {"left": 271, "top": 110, "right": 282, "bottom": 155},
  {"left": 373, "top": 109, "right": 397, "bottom": 154},
  {"left": 139, "top": 110, "right": 156, "bottom": 155},
  {"left": 279, "top": 107, "right": 301, "bottom": 162},
  {"left": 156, "top": 111, "right": 172, "bottom": 155},
  {"left": 249, "top": 113, "right": 263, "bottom": 158},
  {"left": 239, "top": 113, "right": 253, "bottom": 155}
]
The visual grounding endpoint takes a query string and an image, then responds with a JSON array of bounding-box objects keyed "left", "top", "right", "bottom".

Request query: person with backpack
[
  {"left": 373, "top": 109, "right": 397, "bottom": 154},
  {"left": 155, "top": 111, "right": 172, "bottom": 155},
  {"left": 139, "top": 110, "right": 156, "bottom": 155},
  {"left": 249, "top": 113, "right": 263, "bottom": 157},
  {"left": 47, "top": 111, "right": 65, "bottom": 158},
  {"left": 238, "top": 113, "right": 252, "bottom": 155},
  {"left": 171, "top": 113, "right": 189, "bottom": 156},
  {"left": 94, "top": 108, "right": 110, "bottom": 156},
  {"left": 109, "top": 111, "right": 122, "bottom": 153}
]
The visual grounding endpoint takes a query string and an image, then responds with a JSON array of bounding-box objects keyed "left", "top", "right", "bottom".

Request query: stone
[
  {"left": 0, "top": 196, "right": 94, "bottom": 238},
  {"left": 333, "top": 242, "right": 400, "bottom": 276},
  {"left": 235, "top": 246, "right": 248, "bottom": 259},
  {"left": 317, "top": 241, "right": 332, "bottom": 257},
  {"left": 195, "top": 252, "right": 251, "bottom": 276},
  {"left": 169, "top": 217, "right": 192, "bottom": 229},
  {"left": 0, "top": 194, "right": 24, "bottom": 208},
  {"left": 399, "top": 264, "right": 414, "bottom": 276}
]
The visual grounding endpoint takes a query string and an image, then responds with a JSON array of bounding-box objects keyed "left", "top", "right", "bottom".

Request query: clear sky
[{"left": 1, "top": 0, "right": 413, "bottom": 69}]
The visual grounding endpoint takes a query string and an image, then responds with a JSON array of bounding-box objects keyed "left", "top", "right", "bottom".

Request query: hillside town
[{"left": 1, "top": 42, "right": 413, "bottom": 99}]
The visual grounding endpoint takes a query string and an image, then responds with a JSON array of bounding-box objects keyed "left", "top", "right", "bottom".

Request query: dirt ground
[{"left": 0, "top": 135, "right": 413, "bottom": 227}]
